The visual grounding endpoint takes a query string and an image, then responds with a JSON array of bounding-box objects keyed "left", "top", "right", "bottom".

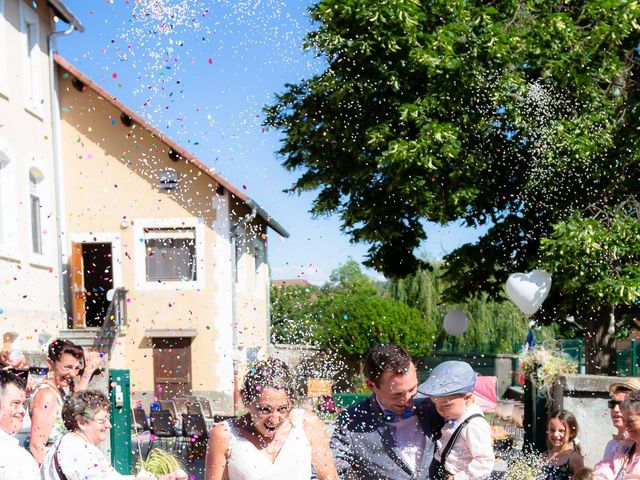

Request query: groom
[{"left": 330, "top": 344, "right": 444, "bottom": 480}]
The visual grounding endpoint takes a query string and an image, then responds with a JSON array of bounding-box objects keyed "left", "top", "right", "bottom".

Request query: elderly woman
[
  {"left": 29, "top": 339, "right": 102, "bottom": 464},
  {"left": 593, "top": 390, "right": 640, "bottom": 479},
  {"left": 205, "top": 358, "right": 338, "bottom": 480},
  {"left": 41, "top": 389, "right": 185, "bottom": 480}
]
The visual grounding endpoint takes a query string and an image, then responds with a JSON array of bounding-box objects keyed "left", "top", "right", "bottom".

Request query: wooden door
[
  {"left": 152, "top": 337, "right": 192, "bottom": 400},
  {"left": 70, "top": 242, "right": 86, "bottom": 328}
]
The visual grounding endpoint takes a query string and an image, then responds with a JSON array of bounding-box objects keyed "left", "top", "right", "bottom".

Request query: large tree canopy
[
  {"left": 265, "top": 0, "right": 640, "bottom": 370},
  {"left": 265, "top": 0, "right": 640, "bottom": 281}
]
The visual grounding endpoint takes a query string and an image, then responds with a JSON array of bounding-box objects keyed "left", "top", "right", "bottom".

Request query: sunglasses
[{"left": 608, "top": 400, "right": 622, "bottom": 409}]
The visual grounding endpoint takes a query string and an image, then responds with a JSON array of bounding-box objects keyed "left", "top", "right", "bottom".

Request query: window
[
  {"left": 0, "top": 146, "right": 17, "bottom": 259},
  {"left": 134, "top": 218, "right": 205, "bottom": 290},
  {"left": 253, "top": 238, "right": 266, "bottom": 296},
  {"left": 29, "top": 167, "right": 44, "bottom": 255},
  {"left": 19, "top": 2, "right": 41, "bottom": 114},
  {"left": 0, "top": 151, "right": 9, "bottom": 244},
  {"left": 0, "top": 0, "right": 7, "bottom": 96},
  {"left": 144, "top": 228, "right": 197, "bottom": 281}
]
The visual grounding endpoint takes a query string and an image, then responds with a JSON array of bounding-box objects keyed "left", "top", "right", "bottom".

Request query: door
[
  {"left": 82, "top": 243, "right": 114, "bottom": 328},
  {"left": 70, "top": 242, "right": 86, "bottom": 328},
  {"left": 152, "top": 337, "right": 192, "bottom": 400},
  {"left": 70, "top": 242, "right": 114, "bottom": 328}
]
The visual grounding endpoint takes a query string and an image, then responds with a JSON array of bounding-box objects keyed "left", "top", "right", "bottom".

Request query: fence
[
  {"left": 617, "top": 339, "right": 639, "bottom": 376},
  {"left": 436, "top": 341, "right": 522, "bottom": 355},
  {"left": 558, "top": 339, "right": 585, "bottom": 373},
  {"left": 559, "top": 338, "right": 640, "bottom": 377}
]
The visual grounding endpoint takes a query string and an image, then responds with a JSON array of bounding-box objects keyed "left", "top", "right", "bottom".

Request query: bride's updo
[{"left": 241, "top": 358, "right": 297, "bottom": 403}]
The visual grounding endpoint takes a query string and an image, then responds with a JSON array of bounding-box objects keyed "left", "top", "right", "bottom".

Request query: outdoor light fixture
[
  {"left": 168, "top": 149, "right": 182, "bottom": 162},
  {"left": 71, "top": 77, "right": 85, "bottom": 92},
  {"left": 120, "top": 112, "right": 133, "bottom": 127}
]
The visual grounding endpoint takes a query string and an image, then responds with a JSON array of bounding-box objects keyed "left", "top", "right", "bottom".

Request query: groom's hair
[{"left": 364, "top": 344, "right": 412, "bottom": 386}]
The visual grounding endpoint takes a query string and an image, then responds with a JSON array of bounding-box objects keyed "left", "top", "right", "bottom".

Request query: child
[
  {"left": 544, "top": 409, "right": 584, "bottom": 480},
  {"left": 418, "top": 360, "right": 495, "bottom": 480}
]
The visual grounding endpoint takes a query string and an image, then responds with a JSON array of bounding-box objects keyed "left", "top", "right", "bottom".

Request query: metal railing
[{"left": 93, "top": 288, "right": 127, "bottom": 354}]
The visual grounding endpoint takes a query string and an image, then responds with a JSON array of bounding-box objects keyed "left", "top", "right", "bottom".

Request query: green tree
[
  {"left": 270, "top": 261, "right": 435, "bottom": 370},
  {"left": 540, "top": 199, "right": 640, "bottom": 373},
  {"left": 265, "top": 0, "right": 640, "bottom": 371},
  {"left": 270, "top": 283, "right": 321, "bottom": 344},
  {"left": 387, "top": 265, "right": 547, "bottom": 354},
  {"left": 313, "top": 287, "right": 435, "bottom": 371}
]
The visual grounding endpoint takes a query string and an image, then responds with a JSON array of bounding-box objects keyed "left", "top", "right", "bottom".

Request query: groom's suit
[{"left": 330, "top": 396, "right": 444, "bottom": 480}]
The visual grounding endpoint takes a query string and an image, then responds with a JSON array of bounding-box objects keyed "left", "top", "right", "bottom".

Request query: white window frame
[
  {"left": 19, "top": 1, "right": 42, "bottom": 117},
  {"left": 253, "top": 238, "right": 267, "bottom": 298},
  {"left": 134, "top": 217, "right": 205, "bottom": 291},
  {"left": 0, "top": 142, "right": 18, "bottom": 260},
  {"left": 68, "top": 233, "right": 124, "bottom": 289},
  {"left": 28, "top": 165, "right": 49, "bottom": 266},
  {"left": 0, "top": 0, "right": 8, "bottom": 98}
]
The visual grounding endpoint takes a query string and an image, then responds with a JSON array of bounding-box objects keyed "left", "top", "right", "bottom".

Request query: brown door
[
  {"left": 70, "top": 242, "right": 86, "bottom": 328},
  {"left": 152, "top": 337, "right": 192, "bottom": 400}
]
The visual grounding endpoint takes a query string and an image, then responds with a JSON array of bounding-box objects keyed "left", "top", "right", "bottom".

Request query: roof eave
[
  {"left": 54, "top": 54, "right": 290, "bottom": 239},
  {"left": 245, "top": 199, "right": 290, "bottom": 238},
  {"left": 47, "top": 0, "right": 84, "bottom": 32}
]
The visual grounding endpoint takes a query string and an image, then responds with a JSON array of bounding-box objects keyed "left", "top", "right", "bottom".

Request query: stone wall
[{"left": 552, "top": 374, "right": 621, "bottom": 468}]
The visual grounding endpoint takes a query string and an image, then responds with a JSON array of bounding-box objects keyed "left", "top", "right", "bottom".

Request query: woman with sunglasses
[
  {"left": 601, "top": 380, "right": 640, "bottom": 463},
  {"left": 205, "top": 358, "right": 338, "bottom": 480},
  {"left": 594, "top": 390, "right": 640, "bottom": 479}
]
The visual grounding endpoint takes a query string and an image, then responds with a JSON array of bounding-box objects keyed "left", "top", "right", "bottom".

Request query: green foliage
[
  {"left": 540, "top": 202, "right": 640, "bottom": 320},
  {"left": 271, "top": 261, "right": 435, "bottom": 362},
  {"left": 270, "top": 283, "right": 321, "bottom": 344},
  {"left": 271, "top": 260, "right": 557, "bottom": 358},
  {"left": 264, "top": 0, "right": 640, "bottom": 313},
  {"left": 313, "top": 287, "right": 435, "bottom": 362},
  {"left": 387, "top": 265, "right": 557, "bottom": 353}
]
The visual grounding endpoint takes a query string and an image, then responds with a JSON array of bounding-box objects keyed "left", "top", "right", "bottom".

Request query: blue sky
[{"left": 57, "top": 0, "right": 486, "bottom": 284}]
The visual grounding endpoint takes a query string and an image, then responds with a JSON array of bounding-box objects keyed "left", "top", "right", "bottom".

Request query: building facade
[
  {"left": 56, "top": 56, "right": 287, "bottom": 412},
  {"left": 0, "top": 0, "right": 81, "bottom": 354}
]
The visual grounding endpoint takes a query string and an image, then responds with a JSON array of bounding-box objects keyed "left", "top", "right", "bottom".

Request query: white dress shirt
[
  {"left": 41, "top": 433, "right": 134, "bottom": 480},
  {"left": 390, "top": 415, "right": 425, "bottom": 473},
  {"left": 0, "top": 427, "right": 40, "bottom": 480},
  {"left": 434, "top": 403, "right": 495, "bottom": 480}
]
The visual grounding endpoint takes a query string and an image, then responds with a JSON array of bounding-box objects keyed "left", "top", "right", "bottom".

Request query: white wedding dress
[{"left": 226, "top": 408, "right": 312, "bottom": 480}]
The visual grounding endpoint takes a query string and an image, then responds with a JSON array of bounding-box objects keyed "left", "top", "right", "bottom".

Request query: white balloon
[
  {"left": 506, "top": 269, "right": 552, "bottom": 315},
  {"left": 444, "top": 309, "right": 468, "bottom": 336}
]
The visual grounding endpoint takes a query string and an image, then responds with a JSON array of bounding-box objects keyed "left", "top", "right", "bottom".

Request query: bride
[{"left": 205, "top": 359, "right": 338, "bottom": 480}]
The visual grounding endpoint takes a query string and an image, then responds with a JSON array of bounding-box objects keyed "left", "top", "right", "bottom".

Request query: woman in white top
[
  {"left": 41, "top": 389, "right": 185, "bottom": 480},
  {"left": 205, "top": 359, "right": 338, "bottom": 480}
]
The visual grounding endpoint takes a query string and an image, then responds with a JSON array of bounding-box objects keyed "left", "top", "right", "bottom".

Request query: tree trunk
[{"left": 584, "top": 306, "right": 616, "bottom": 375}]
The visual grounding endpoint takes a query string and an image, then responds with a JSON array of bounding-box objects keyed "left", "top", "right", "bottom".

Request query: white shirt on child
[{"left": 434, "top": 402, "right": 495, "bottom": 480}]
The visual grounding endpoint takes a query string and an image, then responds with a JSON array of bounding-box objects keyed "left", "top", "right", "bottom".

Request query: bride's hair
[{"left": 241, "top": 358, "right": 297, "bottom": 403}]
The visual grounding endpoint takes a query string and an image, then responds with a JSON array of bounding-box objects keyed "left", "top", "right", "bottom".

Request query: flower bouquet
[
  {"left": 519, "top": 344, "right": 577, "bottom": 400},
  {"left": 137, "top": 448, "right": 187, "bottom": 478}
]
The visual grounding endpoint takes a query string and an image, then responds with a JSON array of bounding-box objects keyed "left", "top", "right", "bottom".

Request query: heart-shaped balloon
[
  {"left": 443, "top": 309, "right": 468, "bottom": 336},
  {"left": 506, "top": 270, "right": 552, "bottom": 315}
]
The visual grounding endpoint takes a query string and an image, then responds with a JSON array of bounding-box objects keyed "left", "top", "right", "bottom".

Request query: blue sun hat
[{"left": 418, "top": 360, "right": 477, "bottom": 397}]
